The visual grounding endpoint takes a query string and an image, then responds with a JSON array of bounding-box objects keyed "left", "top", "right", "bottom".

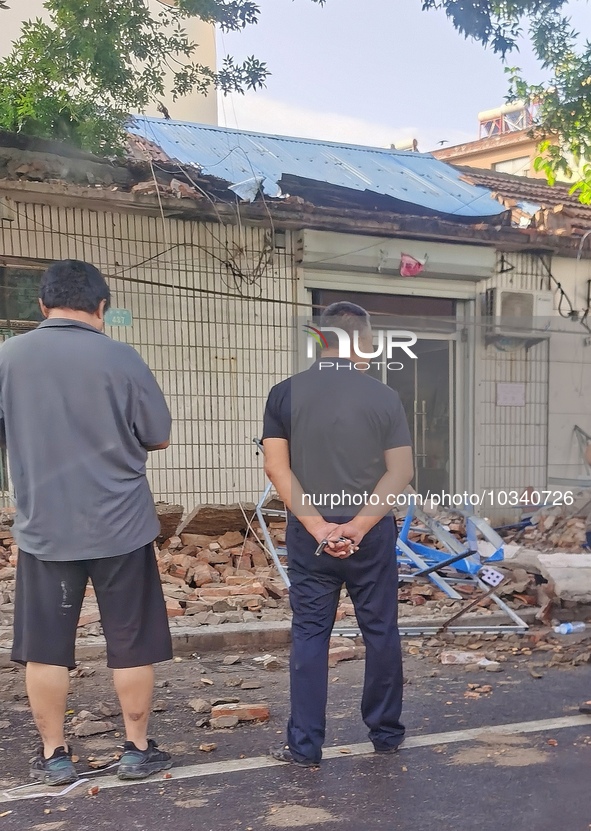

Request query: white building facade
[
  {"left": 0, "top": 1, "right": 218, "bottom": 125},
  {"left": 1, "top": 123, "right": 591, "bottom": 521}
]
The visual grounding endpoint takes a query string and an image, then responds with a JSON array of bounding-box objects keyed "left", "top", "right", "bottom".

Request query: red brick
[
  {"left": 172, "top": 552, "right": 197, "bottom": 566},
  {"left": 228, "top": 582, "right": 267, "bottom": 598},
  {"left": 193, "top": 564, "right": 220, "bottom": 588},
  {"left": 224, "top": 575, "right": 260, "bottom": 586},
  {"left": 169, "top": 564, "right": 189, "bottom": 581},
  {"left": 239, "top": 540, "right": 268, "bottom": 568},
  {"left": 250, "top": 548, "right": 269, "bottom": 569},
  {"left": 77, "top": 610, "right": 101, "bottom": 627},
  {"left": 228, "top": 594, "right": 264, "bottom": 610},
  {"left": 156, "top": 551, "right": 173, "bottom": 573},
  {"left": 181, "top": 544, "right": 201, "bottom": 556},
  {"left": 218, "top": 531, "right": 245, "bottom": 550},
  {"left": 161, "top": 574, "right": 187, "bottom": 587},
  {"left": 240, "top": 539, "right": 260, "bottom": 554},
  {"left": 207, "top": 551, "right": 231, "bottom": 566},
  {"left": 328, "top": 645, "right": 357, "bottom": 667},
  {"left": 180, "top": 533, "right": 217, "bottom": 548},
  {"left": 210, "top": 703, "right": 270, "bottom": 722},
  {"left": 219, "top": 566, "right": 236, "bottom": 580},
  {"left": 165, "top": 599, "right": 185, "bottom": 617},
  {"left": 230, "top": 551, "right": 253, "bottom": 571},
  {"left": 197, "top": 586, "right": 232, "bottom": 599},
  {"left": 234, "top": 568, "right": 255, "bottom": 578},
  {"left": 263, "top": 578, "right": 289, "bottom": 599},
  {"left": 161, "top": 535, "right": 182, "bottom": 551}
]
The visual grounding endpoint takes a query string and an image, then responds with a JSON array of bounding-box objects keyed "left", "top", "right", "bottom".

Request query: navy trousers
[{"left": 285, "top": 515, "right": 405, "bottom": 763}]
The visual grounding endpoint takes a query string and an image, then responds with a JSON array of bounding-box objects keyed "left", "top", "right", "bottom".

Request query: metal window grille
[
  {"left": 0, "top": 198, "right": 297, "bottom": 511},
  {"left": 477, "top": 252, "right": 551, "bottom": 515}
]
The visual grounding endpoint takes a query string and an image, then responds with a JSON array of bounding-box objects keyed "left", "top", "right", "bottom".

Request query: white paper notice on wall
[{"left": 496, "top": 382, "right": 526, "bottom": 407}]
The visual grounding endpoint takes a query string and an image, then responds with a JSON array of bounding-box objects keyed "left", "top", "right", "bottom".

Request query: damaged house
[{"left": 0, "top": 119, "right": 591, "bottom": 520}]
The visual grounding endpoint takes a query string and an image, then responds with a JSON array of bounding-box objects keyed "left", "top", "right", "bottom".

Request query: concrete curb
[
  {"left": 0, "top": 621, "right": 293, "bottom": 667},
  {"left": 0, "top": 609, "right": 542, "bottom": 667}
]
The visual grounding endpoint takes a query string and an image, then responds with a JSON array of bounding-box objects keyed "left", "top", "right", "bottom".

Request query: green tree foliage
[
  {"left": 0, "top": 0, "right": 323, "bottom": 154},
  {"left": 422, "top": 1, "right": 568, "bottom": 56},
  {"left": 424, "top": 1, "right": 591, "bottom": 199}
]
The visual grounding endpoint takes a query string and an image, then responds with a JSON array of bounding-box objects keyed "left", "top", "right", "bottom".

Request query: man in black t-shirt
[{"left": 262, "top": 301, "right": 414, "bottom": 766}]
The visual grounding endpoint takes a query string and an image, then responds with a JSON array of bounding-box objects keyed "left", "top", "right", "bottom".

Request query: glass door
[{"left": 388, "top": 337, "right": 454, "bottom": 497}]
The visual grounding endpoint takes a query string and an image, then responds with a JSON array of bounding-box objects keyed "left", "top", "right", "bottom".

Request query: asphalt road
[{"left": 0, "top": 636, "right": 590, "bottom": 831}]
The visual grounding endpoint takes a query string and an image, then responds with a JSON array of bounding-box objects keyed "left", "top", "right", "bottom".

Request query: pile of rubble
[
  {"left": 151, "top": 502, "right": 289, "bottom": 624},
  {"left": 0, "top": 508, "right": 17, "bottom": 628},
  {"left": 2, "top": 494, "right": 591, "bottom": 638},
  {"left": 393, "top": 491, "right": 591, "bottom": 555},
  {"left": 0, "top": 502, "right": 292, "bottom": 635},
  {"left": 404, "top": 628, "right": 591, "bottom": 675},
  {"left": 500, "top": 492, "right": 591, "bottom": 551},
  {"left": 156, "top": 527, "right": 288, "bottom": 622}
]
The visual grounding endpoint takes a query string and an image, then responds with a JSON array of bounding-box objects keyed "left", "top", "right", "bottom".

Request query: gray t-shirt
[
  {"left": 263, "top": 361, "right": 412, "bottom": 519},
  {"left": 0, "top": 319, "right": 171, "bottom": 561}
]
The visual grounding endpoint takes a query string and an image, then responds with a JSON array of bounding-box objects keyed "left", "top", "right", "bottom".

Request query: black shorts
[{"left": 11, "top": 544, "right": 173, "bottom": 670}]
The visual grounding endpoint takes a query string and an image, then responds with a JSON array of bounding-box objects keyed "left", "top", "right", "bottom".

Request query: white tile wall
[{"left": 0, "top": 198, "right": 296, "bottom": 510}]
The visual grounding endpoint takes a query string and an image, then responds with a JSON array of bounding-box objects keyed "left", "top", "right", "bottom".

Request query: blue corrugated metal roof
[{"left": 128, "top": 116, "right": 506, "bottom": 218}]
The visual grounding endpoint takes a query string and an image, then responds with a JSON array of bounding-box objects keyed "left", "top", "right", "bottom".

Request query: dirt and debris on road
[
  {"left": 0, "top": 626, "right": 590, "bottom": 831},
  {"left": 0, "top": 626, "right": 590, "bottom": 776}
]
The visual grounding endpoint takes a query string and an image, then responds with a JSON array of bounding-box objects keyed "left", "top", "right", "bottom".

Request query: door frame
[{"left": 296, "top": 284, "right": 474, "bottom": 498}]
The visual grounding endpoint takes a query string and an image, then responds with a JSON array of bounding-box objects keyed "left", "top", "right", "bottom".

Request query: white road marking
[{"left": 2, "top": 714, "right": 590, "bottom": 803}]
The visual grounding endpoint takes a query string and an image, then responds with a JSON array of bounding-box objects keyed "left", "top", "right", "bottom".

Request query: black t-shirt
[{"left": 262, "top": 361, "right": 412, "bottom": 518}]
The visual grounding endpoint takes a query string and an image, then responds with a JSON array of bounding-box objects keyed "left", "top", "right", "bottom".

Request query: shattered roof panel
[
  {"left": 127, "top": 117, "right": 506, "bottom": 219},
  {"left": 457, "top": 166, "right": 591, "bottom": 234}
]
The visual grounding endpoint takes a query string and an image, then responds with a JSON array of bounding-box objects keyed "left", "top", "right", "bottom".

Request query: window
[
  {"left": 313, "top": 289, "right": 457, "bottom": 334},
  {"left": 493, "top": 157, "right": 531, "bottom": 176},
  {"left": 0, "top": 266, "right": 44, "bottom": 325},
  {"left": 0, "top": 266, "right": 45, "bottom": 500}
]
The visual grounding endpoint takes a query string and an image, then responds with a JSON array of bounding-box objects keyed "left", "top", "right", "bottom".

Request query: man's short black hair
[
  {"left": 39, "top": 260, "right": 111, "bottom": 314},
  {"left": 319, "top": 301, "right": 371, "bottom": 348}
]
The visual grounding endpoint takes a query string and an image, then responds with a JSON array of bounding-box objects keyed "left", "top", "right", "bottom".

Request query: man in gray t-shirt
[{"left": 2, "top": 260, "right": 174, "bottom": 785}]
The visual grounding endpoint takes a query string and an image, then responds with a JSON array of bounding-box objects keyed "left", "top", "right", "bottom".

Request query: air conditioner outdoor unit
[{"left": 484, "top": 288, "right": 553, "bottom": 338}]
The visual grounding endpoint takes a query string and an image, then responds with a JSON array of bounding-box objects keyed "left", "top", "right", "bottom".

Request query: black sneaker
[
  {"left": 30, "top": 745, "right": 78, "bottom": 786},
  {"left": 117, "top": 740, "right": 172, "bottom": 780},
  {"left": 268, "top": 744, "right": 319, "bottom": 768},
  {"left": 373, "top": 743, "right": 402, "bottom": 755}
]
